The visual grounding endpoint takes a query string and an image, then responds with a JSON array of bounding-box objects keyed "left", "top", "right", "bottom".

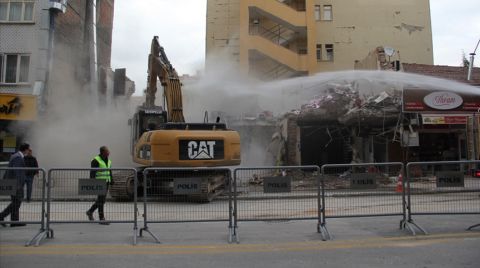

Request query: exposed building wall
[
  {"left": 205, "top": 0, "right": 240, "bottom": 70},
  {"left": 48, "top": 0, "right": 114, "bottom": 103},
  {"left": 313, "top": 0, "right": 433, "bottom": 72},
  {"left": 52, "top": 0, "right": 87, "bottom": 93},
  {"left": 206, "top": 0, "right": 433, "bottom": 77},
  {"left": 282, "top": 115, "right": 300, "bottom": 166},
  {"left": 354, "top": 46, "right": 400, "bottom": 71},
  {"left": 54, "top": 0, "right": 114, "bottom": 74},
  {"left": 97, "top": 0, "right": 114, "bottom": 68}
]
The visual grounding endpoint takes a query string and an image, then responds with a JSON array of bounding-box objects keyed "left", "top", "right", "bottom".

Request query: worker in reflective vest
[{"left": 86, "top": 146, "right": 112, "bottom": 225}]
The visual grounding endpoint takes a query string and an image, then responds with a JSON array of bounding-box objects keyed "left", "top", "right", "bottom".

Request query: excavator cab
[{"left": 130, "top": 106, "right": 167, "bottom": 155}]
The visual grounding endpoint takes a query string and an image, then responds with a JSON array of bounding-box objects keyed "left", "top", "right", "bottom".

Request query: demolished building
[
  {"left": 268, "top": 47, "right": 480, "bottom": 167},
  {"left": 272, "top": 82, "right": 404, "bottom": 167}
]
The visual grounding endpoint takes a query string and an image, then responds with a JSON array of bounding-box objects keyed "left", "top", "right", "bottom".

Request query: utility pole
[{"left": 467, "top": 39, "right": 479, "bottom": 81}]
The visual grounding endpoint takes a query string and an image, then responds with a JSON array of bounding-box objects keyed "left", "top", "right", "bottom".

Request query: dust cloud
[
  {"left": 181, "top": 62, "right": 480, "bottom": 166},
  {"left": 182, "top": 56, "right": 276, "bottom": 166},
  {"left": 28, "top": 44, "right": 135, "bottom": 168},
  {"left": 27, "top": 44, "right": 480, "bottom": 168}
]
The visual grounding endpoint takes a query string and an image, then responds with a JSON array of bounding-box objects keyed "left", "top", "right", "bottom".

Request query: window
[
  {"left": 19, "top": 55, "right": 29, "bottom": 82},
  {"left": 323, "top": 5, "right": 332, "bottom": 21},
  {"left": 0, "top": 1, "right": 35, "bottom": 22},
  {"left": 138, "top": 145, "right": 151, "bottom": 160},
  {"left": 9, "top": 2, "right": 22, "bottom": 21},
  {"left": 5, "top": 55, "right": 18, "bottom": 83},
  {"left": 325, "top": 44, "right": 334, "bottom": 61},
  {"left": 23, "top": 1, "right": 33, "bottom": 21},
  {"left": 316, "top": 44, "right": 322, "bottom": 61},
  {"left": 0, "top": 54, "right": 30, "bottom": 84},
  {"left": 0, "top": 3, "right": 7, "bottom": 21},
  {"left": 314, "top": 5, "right": 321, "bottom": 21}
]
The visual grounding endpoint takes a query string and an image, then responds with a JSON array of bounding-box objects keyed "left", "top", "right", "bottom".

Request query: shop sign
[
  {"left": 350, "top": 173, "right": 377, "bottom": 189},
  {"left": 403, "top": 88, "right": 480, "bottom": 113},
  {"left": 173, "top": 178, "right": 202, "bottom": 194},
  {"left": 422, "top": 115, "right": 468, "bottom": 125},
  {"left": 423, "top": 92, "right": 463, "bottom": 110},
  {"left": 0, "top": 94, "right": 37, "bottom": 121},
  {"left": 263, "top": 176, "right": 292, "bottom": 193},
  {"left": 78, "top": 179, "right": 107, "bottom": 195},
  {"left": 436, "top": 172, "right": 464, "bottom": 188}
]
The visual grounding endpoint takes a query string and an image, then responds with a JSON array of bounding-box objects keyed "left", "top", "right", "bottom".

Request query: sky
[{"left": 111, "top": 0, "right": 480, "bottom": 93}]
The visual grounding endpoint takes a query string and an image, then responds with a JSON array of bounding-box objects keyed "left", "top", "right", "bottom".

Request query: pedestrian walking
[
  {"left": 24, "top": 148, "right": 39, "bottom": 202},
  {"left": 86, "top": 146, "right": 112, "bottom": 225},
  {"left": 0, "top": 143, "right": 30, "bottom": 227}
]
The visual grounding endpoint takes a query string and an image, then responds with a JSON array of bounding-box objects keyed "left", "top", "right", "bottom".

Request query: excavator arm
[{"left": 146, "top": 36, "right": 185, "bottom": 123}]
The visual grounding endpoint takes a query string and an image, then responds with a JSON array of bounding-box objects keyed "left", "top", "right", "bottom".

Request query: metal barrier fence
[
  {"left": 320, "top": 163, "right": 407, "bottom": 240},
  {"left": 46, "top": 168, "right": 138, "bottom": 245},
  {"left": 232, "top": 166, "right": 320, "bottom": 243},
  {"left": 0, "top": 168, "right": 47, "bottom": 246},
  {"left": 0, "top": 162, "right": 8, "bottom": 178},
  {"left": 2, "top": 162, "right": 479, "bottom": 246},
  {"left": 139, "top": 167, "right": 233, "bottom": 243},
  {"left": 406, "top": 161, "right": 480, "bottom": 233}
]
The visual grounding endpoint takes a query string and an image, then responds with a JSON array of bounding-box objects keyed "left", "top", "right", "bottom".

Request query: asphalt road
[{"left": 1, "top": 215, "right": 479, "bottom": 268}]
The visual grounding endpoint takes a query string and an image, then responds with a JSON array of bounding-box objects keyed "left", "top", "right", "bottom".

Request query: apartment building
[
  {"left": 206, "top": 0, "right": 434, "bottom": 80},
  {"left": 0, "top": 0, "right": 115, "bottom": 161}
]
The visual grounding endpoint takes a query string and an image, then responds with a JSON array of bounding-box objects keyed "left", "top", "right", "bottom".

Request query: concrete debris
[
  {"left": 266, "top": 132, "right": 286, "bottom": 166},
  {"left": 339, "top": 90, "right": 402, "bottom": 127},
  {"left": 298, "top": 83, "right": 360, "bottom": 124},
  {"left": 298, "top": 82, "right": 402, "bottom": 127}
]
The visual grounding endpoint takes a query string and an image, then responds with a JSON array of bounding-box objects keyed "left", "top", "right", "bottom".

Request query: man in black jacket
[
  {"left": 24, "top": 148, "right": 39, "bottom": 202},
  {"left": 0, "top": 143, "right": 30, "bottom": 227}
]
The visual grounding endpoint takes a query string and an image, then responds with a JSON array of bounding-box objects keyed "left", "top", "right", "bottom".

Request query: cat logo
[{"left": 187, "top": 141, "right": 216, "bottom": 159}]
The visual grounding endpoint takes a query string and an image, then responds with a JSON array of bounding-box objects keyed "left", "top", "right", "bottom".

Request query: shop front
[
  {"left": 403, "top": 88, "right": 480, "bottom": 162},
  {"left": 0, "top": 93, "right": 37, "bottom": 162}
]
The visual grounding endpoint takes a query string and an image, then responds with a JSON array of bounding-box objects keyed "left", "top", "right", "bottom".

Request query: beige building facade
[{"left": 206, "top": 0, "right": 434, "bottom": 80}]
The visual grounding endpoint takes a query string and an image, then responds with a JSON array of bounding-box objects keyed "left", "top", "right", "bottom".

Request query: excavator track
[
  {"left": 110, "top": 171, "right": 136, "bottom": 201},
  {"left": 110, "top": 169, "right": 228, "bottom": 202},
  {"left": 187, "top": 174, "right": 226, "bottom": 202},
  {"left": 146, "top": 170, "right": 229, "bottom": 203}
]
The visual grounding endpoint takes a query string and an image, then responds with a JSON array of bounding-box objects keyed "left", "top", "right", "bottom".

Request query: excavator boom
[{"left": 146, "top": 36, "right": 185, "bottom": 123}]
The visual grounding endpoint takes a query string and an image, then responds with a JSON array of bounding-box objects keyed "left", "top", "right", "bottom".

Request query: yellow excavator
[{"left": 110, "top": 36, "right": 241, "bottom": 202}]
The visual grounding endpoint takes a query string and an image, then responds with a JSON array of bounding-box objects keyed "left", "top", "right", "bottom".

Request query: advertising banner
[{"left": 0, "top": 94, "right": 37, "bottom": 121}]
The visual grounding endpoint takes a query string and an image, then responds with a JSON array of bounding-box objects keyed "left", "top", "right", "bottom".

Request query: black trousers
[
  {"left": 0, "top": 195, "right": 22, "bottom": 221},
  {"left": 87, "top": 185, "right": 109, "bottom": 219}
]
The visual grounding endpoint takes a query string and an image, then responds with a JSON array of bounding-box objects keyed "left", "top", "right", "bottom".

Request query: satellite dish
[{"left": 384, "top": 47, "right": 396, "bottom": 57}]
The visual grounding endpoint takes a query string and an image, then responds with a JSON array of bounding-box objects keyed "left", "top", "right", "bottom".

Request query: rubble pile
[
  {"left": 298, "top": 82, "right": 402, "bottom": 128},
  {"left": 298, "top": 83, "right": 359, "bottom": 124},
  {"left": 339, "top": 90, "right": 402, "bottom": 127}
]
